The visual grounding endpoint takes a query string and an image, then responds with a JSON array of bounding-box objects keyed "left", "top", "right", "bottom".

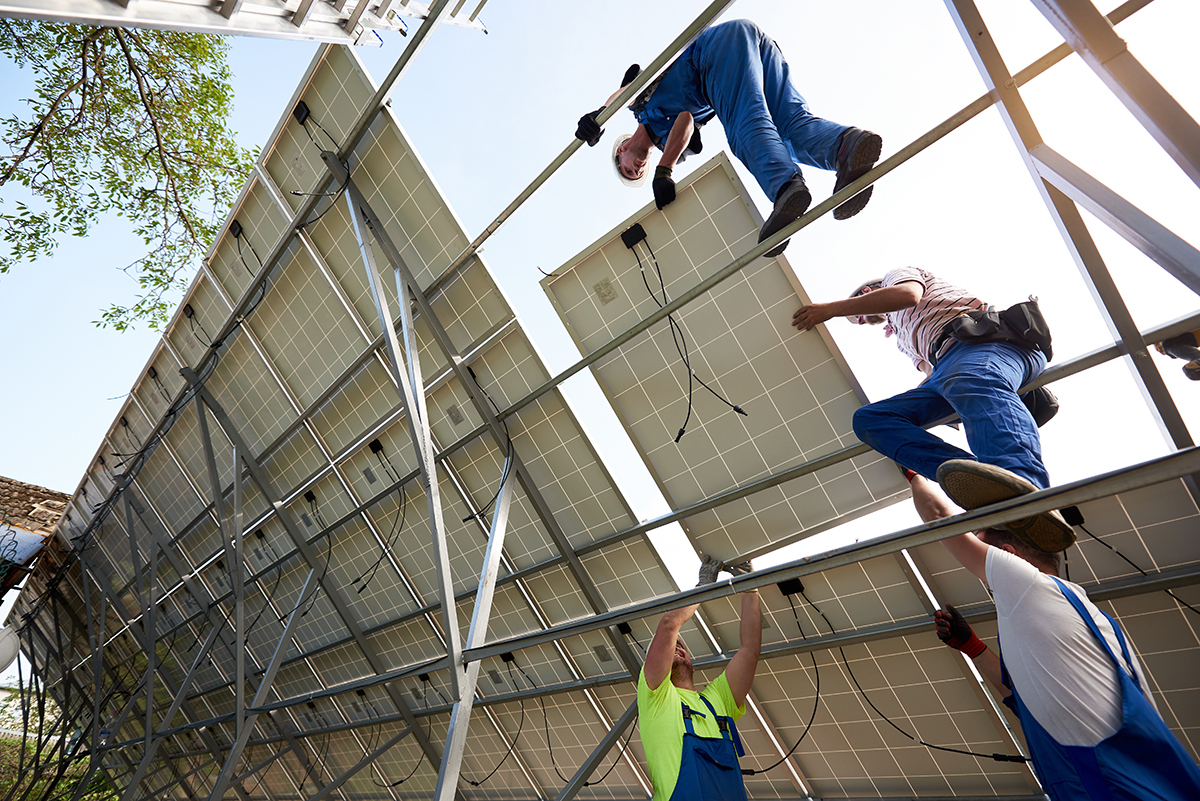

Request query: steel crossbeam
[
  {"left": 1030, "top": 0, "right": 1200, "bottom": 188},
  {"left": 945, "top": 0, "right": 1196, "bottom": 456}
]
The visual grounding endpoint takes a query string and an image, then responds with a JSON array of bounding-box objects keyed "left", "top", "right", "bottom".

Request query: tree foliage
[{"left": 0, "top": 21, "right": 255, "bottom": 330}]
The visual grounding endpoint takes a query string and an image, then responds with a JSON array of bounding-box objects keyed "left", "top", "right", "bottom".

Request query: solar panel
[{"left": 6, "top": 5, "right": 1200, "bottom": 801}]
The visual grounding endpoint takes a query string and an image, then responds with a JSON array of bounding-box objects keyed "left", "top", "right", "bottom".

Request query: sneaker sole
[
  {"left": 937, "top": 461, "right": 1075, "bottom": 552},
  {"left": 833, "top": 132, "right": 882, "bottom": 221}
]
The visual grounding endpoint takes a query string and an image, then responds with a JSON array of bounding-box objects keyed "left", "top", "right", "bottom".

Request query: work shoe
[
  {"left": 1184, "top": 359, "right": 1200, "bottom": 381},
  {"left": 832, "top": 128, "right": 883, "bottom": 220},
  {"left": 758, "top": 177, "right": 811, "bottom": 257},
  {"left": 935, "top": 459, "right": 1076, "bottom": 552}
]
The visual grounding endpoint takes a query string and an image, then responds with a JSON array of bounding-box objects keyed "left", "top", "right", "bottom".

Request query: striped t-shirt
[{"left": 882, "top": 267, "right": 988, "bottom": 372}]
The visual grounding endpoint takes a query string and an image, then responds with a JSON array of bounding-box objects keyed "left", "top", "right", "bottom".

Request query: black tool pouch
[
  {"left": 933, "top": 297, "right": 1060, "bottom": 427},
  {"left": 941, "top": 298, "right": 1053, "bottom": 362}
]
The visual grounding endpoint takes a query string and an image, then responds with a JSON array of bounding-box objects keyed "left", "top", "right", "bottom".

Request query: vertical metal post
[
  {"left": 1030, "top": 0, "right": 1200, "bottom": 187},
  {"left": 206, "top": 568, "right": 317, "bottom": 801},
  {"left": 432, "top": 465, "right": 515, "bottom": 801},
  {"left": 233, "top": 445, "right": 246, "bottom": 742},
  {"left": 118, "top": 621, "right": 226, "bottom": 801},
  {"left": 342, "top": 183, "right": 464, "bottom": 699}
]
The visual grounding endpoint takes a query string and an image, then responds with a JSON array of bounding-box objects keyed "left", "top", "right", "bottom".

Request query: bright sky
[{"left": 0, "top": 0, "right": 1197, "bottom": 649}]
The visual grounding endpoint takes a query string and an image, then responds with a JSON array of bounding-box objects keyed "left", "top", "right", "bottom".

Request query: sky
[{"left": 0, "top": 0, "right": 1198, "bottom": 669}]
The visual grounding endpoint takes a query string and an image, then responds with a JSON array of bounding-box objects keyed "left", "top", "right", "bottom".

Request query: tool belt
[{"left": 931, "top": 298, "right": 1060, "bottom": 427}]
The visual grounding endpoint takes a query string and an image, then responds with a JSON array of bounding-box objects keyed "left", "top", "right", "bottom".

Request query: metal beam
[
  {"left": 1030, "top": 143, "right": 1200, "bottom": 295},
  {"left": 1030, "top": 0, "right": 1200, "bottom": 188},
  {"left": 464, "top": 447, "right": 1200, "bottom": 663},
  {"left": 433, "top": 465, "right": 515, "bottom": 800},
  {"left": 945, "top": 0, "right": 1195, "bottom": 455},
  {"left": 118, "top": 621, "right": 226, "bottom": 800},
  {"left": 554, "top": 700, "right": 638, "bottom": 801},
  {"left": 206, "top": 568, "right": 316, "bottom": 800},
  {"left": 181, "top": 372, "right": 447, "bottom": 776},
  {"left": 344, "top": 181, "right": 464, "bottom": 701}
]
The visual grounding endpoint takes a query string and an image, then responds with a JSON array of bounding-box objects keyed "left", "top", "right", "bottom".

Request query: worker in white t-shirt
[{"left": 904, "top": 471, "right": 1200, "bottom": 800}]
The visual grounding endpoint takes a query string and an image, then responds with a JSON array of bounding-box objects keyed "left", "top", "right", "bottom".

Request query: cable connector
[
  {"left": 500, "top": 652, "right": 515, "bottom": 663},
  {"left": 369, "top": 439, "right": 384, "bottom": 454},
  {"left": 293, "top": 101, "right": 311, "bottom": 125},
  {"left": 777, "top": 578, "right": 804, "bottom": 597},
  {"left": 732, "top": 405, "right": 747, "bottom": 416},
  {"left": 1061, "top": 506, "right": 1084, "bottom": 526},
  {"left": 230, "top": 219, "right": 243, "bottom": 239},
  {"left": 675, "top": 427, "right": 686, "bottom": 443}
]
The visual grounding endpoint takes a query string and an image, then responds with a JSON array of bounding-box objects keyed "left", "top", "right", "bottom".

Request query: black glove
[
  {"left": 621, "top": 63, "right": 641, "bottom": 88},
  {"left": 575, "top": 107, "right": 605, "bottom": 147},
  {"left": 652, "top": 165, "right": 676, "bottom": 209},
  {"left": 934, "top": 605, "right": 987, "bottom": 658}
]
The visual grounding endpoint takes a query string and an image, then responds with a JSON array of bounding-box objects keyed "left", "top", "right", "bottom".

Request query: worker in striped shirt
[{"left": 792, "top": 266, "right": 1074, "bottom": 551}]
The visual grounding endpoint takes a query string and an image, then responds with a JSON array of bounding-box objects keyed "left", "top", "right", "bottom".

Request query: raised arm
[
  {"left": 643, "top": 553, "right": 721, "bottom": 690},
  {"left": 909, "top": 474, "right": 989, "bottom": 582},
  {"left": 724, "top": 590, "right": 762, "bottom": 707},
  {"left": 643, "top": 601, "right": 703, "bottom": 691}
]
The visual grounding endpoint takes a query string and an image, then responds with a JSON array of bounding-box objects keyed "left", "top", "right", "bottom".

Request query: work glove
[
  {"left": 621, "top": 63, "right": 641, "bottom": 88},
  {"left": 653, "top": 165, "right": 676, "bottom": 209},
  {"left": 697, "top": 553, "right": 723, "bottom": 587},
  {"left": 725, "top": 559, "right": 754, "bottom": 576},
  {"left": 575, "top": 107, "right": 605, "bottom": 147},
  {"left": 934, "top": 605, "right": 987, "bottom": 658}
]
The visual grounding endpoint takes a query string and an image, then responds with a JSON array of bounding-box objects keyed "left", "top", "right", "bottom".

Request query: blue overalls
[
  {"left": 634, "top": 19, "right": 849, "bottom": 202},
  {"left": 1001, "top": 578, "right": 1200, "bottom": 800},
  {"left": 670, "top": 695, "right": 748, "bottom": 801}
]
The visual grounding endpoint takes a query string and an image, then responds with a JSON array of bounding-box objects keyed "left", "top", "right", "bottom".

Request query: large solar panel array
[{"left": 7, "top": 2, "right": 1200, "bottom": 801}]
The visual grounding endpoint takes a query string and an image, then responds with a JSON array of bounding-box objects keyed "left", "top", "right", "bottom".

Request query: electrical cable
[
  {"left": 1078, "top": 522, "right": 1200, "bottom": 618},
  {"left": 243, "top": 532, "right": 285, "bottom": 646},
  {"left": 463, "top": 660, "right": 527, "bottom": 787},
  {"left": 353, "top": 478, "right": 407, "bottom": 594},
  {"left": 797, "top": 587, "right": 1026, "bottom": 764},
  {"left": 460, "top": 367, "right": 514, "bottom": 524},
  {"left": 740, "top": 594, "right": 820, "bottom": 775},
  {"left": 630, "top": 238, "right": 746, "bottom": 442},
  {"left": 513, "top": 659, "right": 636, "bottom": 787}
]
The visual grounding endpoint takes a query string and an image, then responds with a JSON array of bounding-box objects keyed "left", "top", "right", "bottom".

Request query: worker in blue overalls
[
  {"left": 637, "top": 554, "right": 760, "bottom": 800},
  {"left": 575, "top": 19, "right": 882, "bottom": 257},
  {"left": 904, "top": 471, "right": 1200, "bottom": 800}
]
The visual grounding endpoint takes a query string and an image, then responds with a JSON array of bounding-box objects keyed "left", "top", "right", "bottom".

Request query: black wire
[
  {"left": 304, "top": 117, "right": 340, "bottom": 151},
  {"left": 513, "top": 660, "right": 634, "bottom": 787},
  {"left": 798, "top": 589, "right": 1026, "bottom": 764},
  {"left": 187, "top": 314, "right": 215, "bottom": 348},
  {"left": 464, "top": 661, "right": 527, "bottom": 787},
  {"left": 244, "top": 539, "right": 285, "bottom": 646},
  {"left": 632, "top": 240, "right": 745, "bottom": 442},
  {"left": 1079, "top": 523, "right": 1200, "bottom": 618},
  {"left": 741, "top": 595, "right": 820, "bottom": 775},
  {"left": 354, "top": 480, "right": 408, "bottom": 594},
  {"left": 460, "top": 369, "right": 514, "bottom": 523}
]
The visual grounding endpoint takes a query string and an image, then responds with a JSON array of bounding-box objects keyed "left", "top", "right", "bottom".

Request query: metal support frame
[
  {"left": 433, "top": 465, "right": 515, "bottom": 800},
  {"left": 1030, "top": 0, "right": 1200, "bottom": 187},
  {"left": 344, "top": 184, "right": 464, "bottom": 700},
  {"left": 554, "top": 700, "right": 638, "bottom": 801},
  {"left": 207, "top": 568, "right": 317, "bottom": 800},
  {"left": 180, "top": 371, "right": 446, "bottom": 789},
  {"left": 1029, "top": 144, "right": 1200, "bottom": 295},
  {"left": 945, "top": 0, "right": 1195, "bottom": 455},
  {"left": 464, "top": 446, "right": 1200, "bottom": 663}
]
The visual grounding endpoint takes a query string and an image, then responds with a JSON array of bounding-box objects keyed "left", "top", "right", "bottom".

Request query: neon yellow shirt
[{"left": 637, "top": 667, "right": 746, "bottom": 800}]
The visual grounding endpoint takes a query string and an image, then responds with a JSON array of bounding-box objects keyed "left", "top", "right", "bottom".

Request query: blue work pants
[
  {"left": 852, "top": 342, "right": 1050, "bottom": 488},
  {"left": 693, "top": 20, "right": 850, "bottom": 201}
]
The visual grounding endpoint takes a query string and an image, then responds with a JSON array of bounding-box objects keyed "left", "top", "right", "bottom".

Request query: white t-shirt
[{"left": 985, "top": 547, "right": 1156, "bottom": 746}]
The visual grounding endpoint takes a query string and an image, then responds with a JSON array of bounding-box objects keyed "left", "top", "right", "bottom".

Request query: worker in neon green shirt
[{"left": 637, "top": 555, "right": 761, "bottom": 801}]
